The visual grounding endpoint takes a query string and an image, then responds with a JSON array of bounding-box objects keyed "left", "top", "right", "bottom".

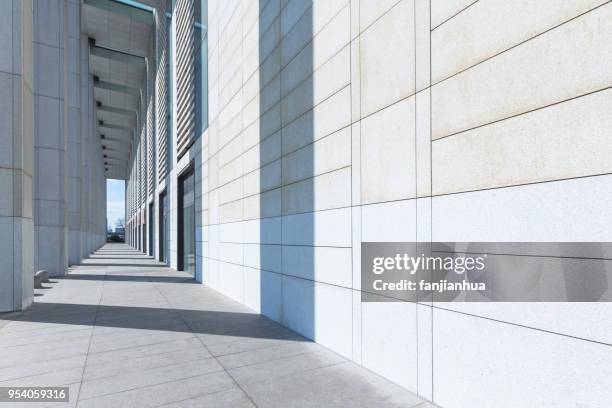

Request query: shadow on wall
[{"left": 259, "top": 2, "right": 315, "bottom": 340}]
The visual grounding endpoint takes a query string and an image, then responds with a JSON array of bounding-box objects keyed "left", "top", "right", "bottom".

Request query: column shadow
[
  {"left": 1, "top": 302, "right": 311, "bottom": 341},
  {"left": 259, "top": 1, "right": 315, "bottom": 340}
]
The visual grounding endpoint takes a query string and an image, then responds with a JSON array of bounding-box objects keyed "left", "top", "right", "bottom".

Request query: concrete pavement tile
[
  {"left": 239, "top": 362, "right": 425, "bottom": 408},
  {"left": 79, "top": 358, "right": 223, "bottom": 400},
  {"left": 77, "top": 371, "right": 236, "bottom": 408},
  {"left": 83, "top": 347, "right": 212, "bottom": 381}
]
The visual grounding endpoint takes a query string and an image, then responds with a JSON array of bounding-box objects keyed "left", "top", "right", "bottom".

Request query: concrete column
[
  {"left": 80, "top": 67, "right": 92, "bottom": 257},
  {"left": 33, "top": 0, "right": 69, "bottom": 277},
  {"left": 0, "top": 0, "right": 35, "bottom": 312},
  {"left": 79, "top": 36, "right": 89, "bottom": 259},
  {"left": 66, "top": 0, "right": 81, "bottom": 265},
  {"left": 88, "top": 99, "right": 96, "bottom": 253}
]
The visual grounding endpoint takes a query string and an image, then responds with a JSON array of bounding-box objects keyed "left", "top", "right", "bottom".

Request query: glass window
[
  {"left": 180, "top": 171, "right": 195, "bottom": 275},
  {"left": 163, "top": 192, "right": 170, "bottom": 263}
]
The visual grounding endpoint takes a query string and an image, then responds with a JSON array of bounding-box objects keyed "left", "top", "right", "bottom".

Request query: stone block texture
[
  {"left": 191, "top": 1, "right": 612, "bottom": 407},
  {"left": 0, "top": 0, "right": 35, "bottom": 312},
  {"left": 0, "top": 0, "right": 106, "bottom": 312}
]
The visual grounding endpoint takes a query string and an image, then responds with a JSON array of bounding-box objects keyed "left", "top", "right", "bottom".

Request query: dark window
[{"left": 178, "top": 168, "right": 195, "bottom": 275}]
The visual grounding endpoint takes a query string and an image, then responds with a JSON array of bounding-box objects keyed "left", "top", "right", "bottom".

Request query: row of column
[
  {"left": 125, "top": 9, "right": 161, "bottom": 257},
  {"left": 0, "top": 0, "right": 107, "bottom": 312}
]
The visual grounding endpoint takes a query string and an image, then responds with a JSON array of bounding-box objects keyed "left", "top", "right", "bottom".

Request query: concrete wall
[
  {"left": 197, "top": 1, "right": 612, "bottom": 407},
  {"left": 426, "top": 2, "right": 612, "bottom": 406},
  {"left": 116, "top": 0, "right": 612, "bottom": 405}
]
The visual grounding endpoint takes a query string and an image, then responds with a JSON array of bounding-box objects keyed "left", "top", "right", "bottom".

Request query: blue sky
[{"left": 106, "top": 179, "right": 125, "bottom": 230}]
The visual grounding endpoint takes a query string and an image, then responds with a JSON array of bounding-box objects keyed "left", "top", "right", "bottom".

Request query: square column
[
  {"left": 0, "top": 0, "right": 35, "bottom": 312},
  {"left": 67, "top": 0, "right": 82, "bottom": 265},
  {"left": 33, "top": 0, "right": 68, "bottom": 277}
]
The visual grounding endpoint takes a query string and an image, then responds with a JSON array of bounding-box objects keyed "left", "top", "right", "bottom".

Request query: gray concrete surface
[{"left": 0, "top": 243, "right": 432, "bottom": 408}]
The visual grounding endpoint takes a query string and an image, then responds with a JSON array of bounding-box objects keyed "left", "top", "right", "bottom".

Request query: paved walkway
[{"left": 0, "top": 244, "right": 432, "bottom": 408}]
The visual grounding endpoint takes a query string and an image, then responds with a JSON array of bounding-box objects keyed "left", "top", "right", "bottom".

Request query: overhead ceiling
[{"left": 81, "top": 0, "right": 155, "bottom": 180}]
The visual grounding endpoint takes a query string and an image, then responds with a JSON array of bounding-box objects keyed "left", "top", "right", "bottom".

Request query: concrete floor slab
[{"left": 0, "top": 244, "right": 430, "bottom": 408}]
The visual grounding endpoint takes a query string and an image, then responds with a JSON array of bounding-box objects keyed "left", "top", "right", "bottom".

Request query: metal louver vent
[
  {"left": 157, "top": 8, "right": 169, "bottom": 181},
  {"left": 146, "top": 44, "right": 155, "bottom": 197},
  {"left": 147, "top": 96, "right": 154, "bottom": 196},
  {"left": 140, "top": 126, "right": 146, "bottom": 205},
  {"left": 175, "top": 0, "right": 195, "bottom": 159}
]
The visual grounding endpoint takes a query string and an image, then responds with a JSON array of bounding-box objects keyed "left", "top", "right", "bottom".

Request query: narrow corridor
[{"left": 0, "top": 244, "right": 430, "bottom": 408}]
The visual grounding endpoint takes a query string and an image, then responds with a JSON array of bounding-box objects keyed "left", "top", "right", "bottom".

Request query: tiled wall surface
[
  {"left": 196, "top": 0, "right": 612, "bottom": 406},
  {"left": 32, "top": 0, "right": 69, "bottom": 277},
  {"left": 0, "top": 0, "right": 35, "bottom": 312},
  {"left": 32, "top": 0, "right": 106, "bottom": 276},
  {"left": 1, "top": 0, "right": 106, "bottom": 310}
]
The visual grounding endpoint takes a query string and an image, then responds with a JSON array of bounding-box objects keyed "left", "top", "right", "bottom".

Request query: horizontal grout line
[
  {"left": 204, "top": 256, "right": 353, "bottom": 291},
  {"left": 207, "top": 0, "right": 246, "bottom": 55},
  {"left": 215, "top": 37, "right": 351, "bottom": 153},
  {"left": 213, "top": 164, "right": 352, "bottom": 208},
  {"left": 345, "top": 289, "right": 612, "bottom": 349},
  {"left": 431, "top": 305, "right": 612, "bottom": 348},
  {"left": 357, "top": 0, "right": 404, "bottom": 38},
  {"left": 213, "top": 2, "right": 350, "bottom": 132},
  {"left": 432, "top": 85, "right": 612, "bottom": 143},
  {"left": 214, "top": 242, "right": 350, "bottom": 249},
  {"left": 431, "top": 0, "right": 479, "bottom": 31},
  {"left": 211, "top": 82, "right": 351, "bottom": 170},
  {"left": 199, "top": 171, "right": 612, "bottom": 228},
  {"left": 353, "top": 88, "right": 421, "bottom": 127},
  {"left": 433, "top": 250, "right": 612, "bottom": 262},
  {"left": 428, "top": 170, "right": 612, "bottom": 199},
  {"left": 431, "top": 1, "right": 612, "bottom": 87},
  {"left": 201, "top": 205, "right": 351, "bottom": 227},
  {"left": 205, "top": 0, "right": 612, "bottom": 155}
]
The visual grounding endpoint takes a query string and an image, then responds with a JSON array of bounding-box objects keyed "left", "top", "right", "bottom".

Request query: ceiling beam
[
  {"left": 83, "top": 0, "right": 154, "bottom": 25},
  {"left": 103, "top": 158, "right": 129, "bottom": 166},
  {"left": 102, "top": 146, "right": 129, "bottom": 155},
  {"left": 99, "top": 120, "right": 133, "bottom": 133},
  {"left": 97, "top": 102, "right": 137, "bottom": 117},
  {"left": 104, "top": 137, "right": 133, "bottom": 157},
  {"left": 101, "top": 134, "right": 131, "bottom": 143},
  {"left": 103, "top": 156, "right": 129, "bottom": 164},
  {"left": 105, "top": 163, "right": 128, "bottom": 170},
  {"left": 102, "top": 145, "right": 130, "bottom": 154},
  {"left": 90, "top": 42, "right": 146, "bottom": 66},
  {"left": 94, "top": 76, "right": 141, "bottom": 97},
  {"left": 103, "top": 160, "right": 129, "bottom": 167},
  {"left": 101, "top": 135, "right": 131, "bottom": 148}
]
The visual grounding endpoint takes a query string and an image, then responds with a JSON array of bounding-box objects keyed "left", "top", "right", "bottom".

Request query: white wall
[{"left": 191, "top": 0, "right": 612, "bottom": 406}]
